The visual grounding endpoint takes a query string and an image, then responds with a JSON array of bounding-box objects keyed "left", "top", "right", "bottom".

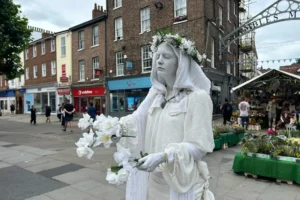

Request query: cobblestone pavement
[{"left": 0, "top": 116, "right": 299, "bottom": 200}]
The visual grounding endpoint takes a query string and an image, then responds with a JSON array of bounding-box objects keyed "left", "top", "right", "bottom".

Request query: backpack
[{"left": 226, "top": 103, "right": 232, "bottom": 113}]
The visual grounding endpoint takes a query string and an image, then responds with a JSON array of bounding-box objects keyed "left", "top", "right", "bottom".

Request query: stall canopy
[{"left": 231, "top": 69, "right": 300, "bottom": 93}]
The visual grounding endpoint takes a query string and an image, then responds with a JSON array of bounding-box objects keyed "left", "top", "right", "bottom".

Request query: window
[
  {"left": 211, "top": 38, "right": 215, "bottom": 68},
  {"left": 25, "top": 49, "right": 29, "bottom": 59},
  {"left": 26, "top": 68, "right": 29, "bottom": 80},
  {"left": 233, "top": 0, "right": 236, "bottom": 16},
  {"left": 116, "top": 52, "right": 124, "bottom": 76},
  {"left": 92, "top": 26, "right": 99, "bottom": 46},
  {"left": 219, "top": 34, "right": 222, "bottom": 60},
  {"left": 51, "top": 39, "right": 55, "bottom": 52},
  {"left": 33, "top": 65, "right": 37, "bottom": 78},
  {"left": 141, "top": 45, "right": 152, "bottom": 73},
  {"left": 19, "top": 77, "right": 21, "bottom": 83},
  {"left": 227, "top": 63, "right": 231, "bottom": 74},
  {"left": 51, "top": 61, "right": 56, "bottom": 75},
  {"left": 174, "top": 0, "right": 187, "bottom": 18},
  {"left": 140, "top": 7, "right": 150, "bottom": 33},
  {"left": 41, "top": 41, "right": 45, "bottom": 55},
  {"left": 79, "top": 60, "right": 85, "bottom": 80},
  {"left": 61, "top": 37, "right": 66, "bottom": 57},
  {"left": 228, "top": 40, "right": 231, "bottom": 53},
  {"left": 234, "top": 24, "right": 237, "bottom": 44},
  {"left": 228, "top": 0, "right": 230, "bottom": 21},
  {"left": 115, "top": 17, "right": 123, "bottom": 40},
  {"left": 0, "top": 76, "right": 2, "bottom": 86},
  {"left": 114, "top": 0, "right": 122, "bottom": 8},
  {"left": 33, "top": 45, "right": 37, "bottom": 57},
  {"left": 233, "top": 54, "right": 236, "bottom": 76},
  {"left": 78, "top": 31, "right": 84, "bottom": 49},
  {"left": 10, "top": 80, "right": 14, "bottom": 87},
  {"left": 42, "top": 63, "right": 46, "bottom": 77},
  {"left": 92, "top": 57, "right": 99, "bottom": 79},
  {"left": 219, "top": 5, "right": 223, "bottom": 25}
]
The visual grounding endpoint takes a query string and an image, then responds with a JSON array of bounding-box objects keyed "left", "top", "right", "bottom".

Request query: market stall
[{"left": 231, "top": 69, "right": 300, "bottom": 130}]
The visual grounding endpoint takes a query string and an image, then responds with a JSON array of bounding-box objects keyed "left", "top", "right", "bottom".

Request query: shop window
[
  {"left": 142, "top": 45, "right": 152, "bottom": 73},
  {"left": 50, "top": 92, "right": 56, "bottom": 112},
  {"left": 110, "top": 93, "right": 118, "bottom": 112}
]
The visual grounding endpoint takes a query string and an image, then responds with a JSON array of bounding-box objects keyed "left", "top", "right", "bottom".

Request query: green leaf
[{"left": 111, "top": 166, "right": 122, "bottom": 173}]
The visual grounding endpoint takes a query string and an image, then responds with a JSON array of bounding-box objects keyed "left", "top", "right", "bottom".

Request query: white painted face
[{"left": 155, "top": 42, "right": 178, "bottom": 84}]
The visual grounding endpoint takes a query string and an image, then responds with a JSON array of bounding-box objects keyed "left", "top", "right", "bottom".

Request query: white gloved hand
[{"left": 137, "top": 152, "right": 166, "bottom": 172}]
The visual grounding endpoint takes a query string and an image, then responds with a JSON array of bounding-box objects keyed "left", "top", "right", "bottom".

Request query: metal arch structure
[{"left": 220, "top": 0, "right": 300, "bottom": 54}]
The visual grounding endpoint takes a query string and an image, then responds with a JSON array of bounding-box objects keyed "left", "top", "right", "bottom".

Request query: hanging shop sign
[{"left": 57, "top": 88, "right": 71, "bottom": 95}]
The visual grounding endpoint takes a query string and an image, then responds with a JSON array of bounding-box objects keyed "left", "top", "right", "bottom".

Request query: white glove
[{"left": 137, "top": 152, "right": 166, "bottom": 172}]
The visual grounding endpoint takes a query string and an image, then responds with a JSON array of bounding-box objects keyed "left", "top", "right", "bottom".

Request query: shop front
[
  {"left": 72, "top": 87, "right": 106, "bottom": 115},
  {"left": 57, "top": 87, "right": 71, "bottom": 106},
  {"left": 107, "top": 75, "right": 151, "bottom": 118},
  {"left": 0, "top": 89, "right": 15, "bottom": 114},
  {"left": 24, "top": 86, "right": 56, "bottom": 114}
]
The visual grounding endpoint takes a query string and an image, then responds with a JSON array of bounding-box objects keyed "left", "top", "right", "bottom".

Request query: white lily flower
[
  {"left": 76, "top": 146, "right": 94, "bottom": 159},
  {"left": 93, "top": 114, "right": 107, "bottom": 131},
  {"left": 106, "top": 168, "right": 118, "bottom": 185},
  {"left": 75, "top": 129, "right": 95, "bottom": 159},
  {"left": 95, "top": 130, "right": 113, "bottom": 148},
  {"left": 117, "top": 168, "right": 129, "bottom": 184},
  {"left": 78, "top": 113, "right": 92, "bottom": 130},
  {"left": 113, "top": 143, "right": 131, "bottom": 166},
  {"left": 102, "top": 116, "right": 120, "bottom": 134}
]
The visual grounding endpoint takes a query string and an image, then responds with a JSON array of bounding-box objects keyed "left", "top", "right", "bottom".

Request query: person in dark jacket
[
  {"left": 87, "top": 102, "right": 96, "bottom": 121},
  {"left": 30, "top": 105, "right": 37, "bottom": 125},
  {"left": 45, "top": 104, "right": 51, "bottom": 123},
  {"left": 220, "top": 98, "right": 233, "bottom": 125},
  {"left": 61, "top": 103, "right": 65, "bottom": 126}
]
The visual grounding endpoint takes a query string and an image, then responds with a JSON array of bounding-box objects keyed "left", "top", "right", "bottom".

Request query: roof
[
  {"left": 280, "top": 64, "right": 300, "bottom": 74},
  {"left": 231, "top": 69, "right": 300, "bottom": 92},
  {"left": 69, "top": 15, "right": 106, "bottom": 31}
]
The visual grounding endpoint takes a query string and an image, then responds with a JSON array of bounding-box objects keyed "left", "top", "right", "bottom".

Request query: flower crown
[{"left": 150, "top": 30, "right": 206, "bottom": 66}]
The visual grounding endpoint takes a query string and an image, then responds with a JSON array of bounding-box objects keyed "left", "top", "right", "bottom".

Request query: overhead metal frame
[{"left": 220, "top": 0, "right": 300, "bottom": 55}]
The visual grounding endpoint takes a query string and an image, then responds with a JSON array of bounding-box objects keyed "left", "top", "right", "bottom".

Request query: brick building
[
  {"left": 280, "top": 64, "right": 300, "bottom": 75},
  {"left": 70, "top": 4, "right": 107, "bottom": 114},
  {"left": 23, "top": 33, "right": 57, "bottom": 114},
  {"left": 105, "top": 0, "right": 240, "bottom": 117}
]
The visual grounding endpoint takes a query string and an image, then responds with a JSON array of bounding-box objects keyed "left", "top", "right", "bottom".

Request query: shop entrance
[{"left": 94, "top": 97, "right": 106, "bottom": 115}]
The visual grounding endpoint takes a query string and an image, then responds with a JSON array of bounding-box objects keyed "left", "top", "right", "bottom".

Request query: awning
[{"left": 231, "top": 69, "right": 300, "bottom": 93}]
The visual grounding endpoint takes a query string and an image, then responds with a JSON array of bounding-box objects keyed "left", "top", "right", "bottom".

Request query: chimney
[{"left": 92, "top": 3, "right": 105, "bottom": 19}]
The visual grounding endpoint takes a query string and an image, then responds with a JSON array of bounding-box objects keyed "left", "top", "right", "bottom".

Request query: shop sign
[
  {"left": 60, "top": 77, "right": 69, "bottom": 82},
  {"left": 126, "top": 61, "right": 133, "bottom": 70},
  {"left": 72, "top": 87, "right": 105, "bottom": 97},
  {"left": 94, "top": 69, "right": 103, "bottom": 76},
  {"left": 57, "top": 88, "right": 70, "bottom": 95},
  {"left": 108, "top": 77, "right": 151, "bottom": 90}
]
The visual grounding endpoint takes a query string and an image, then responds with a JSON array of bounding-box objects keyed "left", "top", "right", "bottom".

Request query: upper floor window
[
  {"left": 211, "top": 37, "right": 215, "bottom": 68},
  {"left": 79, "top": 31, "right": 84, "bottom": 50},
  {"left": 79, "top": 60, "right": 85, "bottom": 81},
  {"left": 61, "top": 37, "right": 66, "bottom": 57},
  {"left": 42, "top": 63, "right": 46, "bottom": 77},
  {"left": 92, "top": 57, "right": 99, "bottom": 79},
  {"left": 140, "top": 7, "right": 150, "bottom": 33},
  {"left": 227, "top": 0, "right": 231, "bottom": 21},
  {"left": 51, "top": 39, "right": 55, "bottom": 52},
  {"left": 92, "top": 26, "right": 99, "bottom": 46},
  {"left": 51, "top": 61, "right": 56, "bottom": 75},
  {"left": 33, "top": 65, "right": 38, "bottom": 78},
  {"left": 219, "top": 5, "right": 223, "bottom": 26},
  {"left": 115, "top": 17, "right": 123, "bottom": 40},
  {"left": 114, "top": 0, "right": 122, "bottom": 8},
  {"left": 233, "top": 0, "right": 236, "bottom": 16},
  {"left": 174, "top": 0, "right": 187, "bottom": 20},
  {"left": 142, "top": 45, "right": 152, "bottom": 73},
  {"left": 25, "top": 68, "right": 29, "bottom": 80},
  {"left": 33, "top": 45, "right": 37, "bottom": 57},
  {"left": 25, "top": 48, "right": 29, "bottom": 60},
  {"left": 116, "top": 52, "right": 124, "bottom": 76},
  {"left": 41, "top": 41, "right": 46, "bottom": 55}
]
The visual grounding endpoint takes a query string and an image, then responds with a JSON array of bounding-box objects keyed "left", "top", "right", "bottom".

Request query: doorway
[{"left": 94, "top": 96, "right": 106, "bottom": 115}]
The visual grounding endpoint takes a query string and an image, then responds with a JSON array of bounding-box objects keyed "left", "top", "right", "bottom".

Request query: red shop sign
[
  {"left": 72, "top": 87, "right": 105, "bottom": 97},
  {"left": 57, "top": 88, "right": 70, "bottom": 95}
]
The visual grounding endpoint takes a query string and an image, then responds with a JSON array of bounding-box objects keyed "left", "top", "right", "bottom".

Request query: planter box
[{"left": 246, "top": 153, "right": 270, "bottom": 159}]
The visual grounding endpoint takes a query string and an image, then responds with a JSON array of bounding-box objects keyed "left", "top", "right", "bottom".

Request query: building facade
[
  {"left": 70, "top": 4, "right": 107, "bottom": 115},
  {"left": 55, "top": 30, "right": 73, "bottom": 106},
  {"left": 106, "top": 0, "right": 240, "bottom": 116},
  {"left": 23, "top": 33, "right": 57, "bottom": 114}
]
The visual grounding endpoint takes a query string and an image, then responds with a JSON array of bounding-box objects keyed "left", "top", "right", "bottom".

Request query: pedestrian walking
[
  {"left": 10, "top": 104, "right": 15, "bottom": 114},
  {"left": 63, "top": 100, "right": 75, "bottom": 132},
  {"left": 238, "top": 97, "right": 250, "bottom": 130},
  {"left": 56, "top": 104, "right": 62, "bottom": 122},
  {"left": 87, "top": 102, "right": 96, "bottom": 121},
  {"left": 30, "top": 105, "right": 37, "bottom": 125},
  {"left": 45, "top": 104, "right": 51, "bottom": 123},
  {"left": 220, "top": 98, "right": 233, "bottom": 125},
  {"left": 61, "top": 103, "right": 65, "bottom": 127}
]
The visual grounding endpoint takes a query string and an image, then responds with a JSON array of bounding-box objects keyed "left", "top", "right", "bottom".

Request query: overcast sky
[{"left": 14, "top": 0, "right": 300, "bottom": 70}]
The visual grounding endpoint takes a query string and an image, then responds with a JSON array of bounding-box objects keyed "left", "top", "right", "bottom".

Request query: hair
[
  {"left": 89, "top": 102, "right": 93, "bottom": 106},
  {"left": 240, "top": 96, "right": 245, "bottom": 101},
  {"left": 225, "top": 98, "right": 228, "bottom": 102},
  {"left": 66, "top": 100, "right": 70, "bottom": 103}
]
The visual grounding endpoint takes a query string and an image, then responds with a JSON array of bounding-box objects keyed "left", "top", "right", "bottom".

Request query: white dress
[{"left": 119, "top": 89, "right": 215, "bottom": 200}]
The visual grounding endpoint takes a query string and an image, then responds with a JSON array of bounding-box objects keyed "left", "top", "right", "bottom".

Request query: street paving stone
[
  {"left": 0, "top": 161, "right": 11, "bottom": 169},
  {"left": 2, "top": 143, "right": 20, "bottom": 147},
  {"left": 0, "top": 166, "right": 67, "bottom": 200},
  {"left": 37, "top": 163, "right": 84, "bottom": 178},
  {"left": 25, "top": 160, "right": 70, "bottom": 173},
  {"left": 44, "top": 186, "right": 92, "bottom": 200},
  {"left": 0, "top": 141, "right": 12, "bottom": 146}
]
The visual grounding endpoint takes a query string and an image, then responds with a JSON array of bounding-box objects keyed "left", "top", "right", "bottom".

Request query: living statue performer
[{"left": 116, "top": 32, "right": 215, "bottom": 200}]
